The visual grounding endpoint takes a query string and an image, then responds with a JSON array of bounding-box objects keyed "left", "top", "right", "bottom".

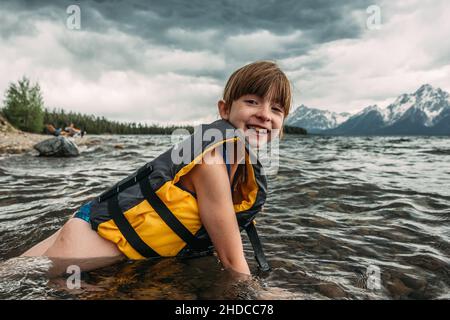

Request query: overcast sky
[{"left": 1, "top": 0, "right": 449, "bottom": 124}]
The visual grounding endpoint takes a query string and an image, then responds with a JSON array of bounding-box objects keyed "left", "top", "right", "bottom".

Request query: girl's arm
[{"left": 190, "top": 148, "right": 251, "bottom": 275}]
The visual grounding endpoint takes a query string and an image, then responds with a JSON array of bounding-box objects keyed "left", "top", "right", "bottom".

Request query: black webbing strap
[
  {"left": 139, "top": 178, "right": 211, "bottom": 251},
  {"left": 107, "top": 195, "right": 159, "bottom": 258},
  {"left": 98, "top": 163, "right": 153, "bottom": 203},
  {"left": 245, "top": 222, "right": 271, "bottom": 272}
]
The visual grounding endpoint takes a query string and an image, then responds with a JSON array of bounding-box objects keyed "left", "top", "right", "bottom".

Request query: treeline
[
  {"left": 43, "top": 108, "right": 194, "bottom": 135},
  {"left": 284, "top": 125, "right": 307, "bottom": 135},
  {"left": 2, "top": 76, "right": 306, "bottom": 135},
  {"left": 1, "top": 76, "right": 193, "bottom": 134}
]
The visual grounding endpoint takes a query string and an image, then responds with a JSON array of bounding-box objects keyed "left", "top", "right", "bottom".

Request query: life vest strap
[
  {"left": 222, "top": 141, "right": 231, "bottom": 178},
  {"left": 107, "top": 194, "right": 159, "bottom": 258},
  {"left": 245, "top": 222, "right": 271, "bottom": 272},
  {"left": 98, "top": 163, "right": 153, "bottom": 203},
  {"left": 139, "top": 178, "right": 212, "bottom": 251}
]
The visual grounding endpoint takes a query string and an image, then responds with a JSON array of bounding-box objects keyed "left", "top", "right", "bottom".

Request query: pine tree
[{"left": 2, "top": 77, "right": 44, "bottom": 133}]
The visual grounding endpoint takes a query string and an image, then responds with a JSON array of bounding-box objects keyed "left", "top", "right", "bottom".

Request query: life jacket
[{"left": 85, "top": 119, "right": 270, "bottom": 271}]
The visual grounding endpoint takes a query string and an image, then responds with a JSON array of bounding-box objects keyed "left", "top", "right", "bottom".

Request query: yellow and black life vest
[{"left": 85, "top": 119, "right": 270, "bottom": 270}]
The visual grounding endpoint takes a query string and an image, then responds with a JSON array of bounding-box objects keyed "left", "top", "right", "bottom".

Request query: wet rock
[
  {"left": 303, "top": 189, "right": 318, "bottom": 198},
  {"left": 317, "top": 282, "right": 347, "bottom": 299},
  {"left": 33, "top": 136, "right": 79, "bottom": 157},
  {"left": 325, "top": 202, "right": 343, "bottom": 212},
  {"left": 114, "top": 144, "right": 124, "bottom": 149},
  {"left": 83, "top": 138, "right": 102, "bottom": 146},
  {"left": 400, "top": 274, "right": 427, "bottom": 291},
  {"left": 386, "top": 277, "right": 413, "bottom": 298},
  {"left": 356, "top": 227, "right": 374, "bottom": 236},
  {"left": 406, "top": 254, "right": 446, "bottom": 272},
  {"left": 310, "top": 216, "right": 338, "bottom": 228},
  {"left": 327, "top": 248, "right": 341, "bottom": 259}
]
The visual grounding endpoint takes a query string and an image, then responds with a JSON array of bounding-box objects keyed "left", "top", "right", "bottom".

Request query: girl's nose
[{"left": 255, "top": 103, "right": 272, "bottom": 122}]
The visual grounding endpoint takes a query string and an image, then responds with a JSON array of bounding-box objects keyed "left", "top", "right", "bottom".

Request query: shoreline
[{"left": 0, "top": 131, "right": 93, "bottom": 154}]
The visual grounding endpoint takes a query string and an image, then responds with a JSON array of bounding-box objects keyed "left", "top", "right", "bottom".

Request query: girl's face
[{"left": 218, "top": 94, "right": 284, "bottom": 148}]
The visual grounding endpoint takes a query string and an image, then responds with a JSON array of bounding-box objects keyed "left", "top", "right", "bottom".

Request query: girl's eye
[
  {"left": 272, "top": 106, "right": 283, "bottom": 113},
  {"left": 245, "top": 100, "right": 258, "bottom": 105}
]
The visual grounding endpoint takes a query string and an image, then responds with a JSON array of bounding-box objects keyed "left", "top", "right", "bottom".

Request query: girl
[{"left": 21, "top": 61, "right": 292, "bottom": 277}]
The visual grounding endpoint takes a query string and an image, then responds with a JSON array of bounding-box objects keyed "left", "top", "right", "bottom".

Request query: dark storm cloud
[
  {"left": 1, "top": 0, "right": 372, "bottom": 62},
  {"left": 86, "top": 0, "right": 370, "bottom": 44}
]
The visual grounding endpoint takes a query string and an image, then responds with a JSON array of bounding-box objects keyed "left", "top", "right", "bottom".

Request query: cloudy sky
[{"left": 0, "top": 0, "right": 449, "bottom": 124}]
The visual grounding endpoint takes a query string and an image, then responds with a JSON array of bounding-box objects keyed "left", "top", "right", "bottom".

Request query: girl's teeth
[{"left": 248, "top": 126, "right": 268, "bottom": 134}]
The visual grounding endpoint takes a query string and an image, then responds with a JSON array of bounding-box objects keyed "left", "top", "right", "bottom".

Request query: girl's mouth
[{"left": 245, "top": 125, "right": 270, "bottom": 135}]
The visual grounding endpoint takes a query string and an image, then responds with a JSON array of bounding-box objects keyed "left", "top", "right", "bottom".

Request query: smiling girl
[{"left": 21, "top": 61, "right": 292, "bottom": 276}]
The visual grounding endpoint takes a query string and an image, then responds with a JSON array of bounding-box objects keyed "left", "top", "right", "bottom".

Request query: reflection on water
[{"left": 0, "top": 134, "right": 449, "bottom": 299}]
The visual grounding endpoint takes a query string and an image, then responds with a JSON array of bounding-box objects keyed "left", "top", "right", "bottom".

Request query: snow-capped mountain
[
  {"left": 289, "top": 84, "right": 450, "bottom": 135},
  {"left": 328, "top": 84, "right": 450, "bottom": 135},
  {"left": 285, "top": 105, "right": 352, "bottom": 133},
  {"left": 381, "top": 84, "right": 450, "bottom": 127}
]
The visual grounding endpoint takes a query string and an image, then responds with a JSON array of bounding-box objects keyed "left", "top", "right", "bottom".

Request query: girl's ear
[{"left": 217, "top": 100, "right": 230, "bottom": 120}]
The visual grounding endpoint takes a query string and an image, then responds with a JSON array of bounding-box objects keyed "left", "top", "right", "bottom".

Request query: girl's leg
[
  {"left": 41, "top": 218, "right": 126, "bottom": 273},
  {"left": 44, "top": 217, "right": 123, "bottom": 259},
  {"left": 19, "top": 217, "right": 126, "bottom": 274},
  {"left": 21, "top": 229, "right": 62, "bottom": 257}
]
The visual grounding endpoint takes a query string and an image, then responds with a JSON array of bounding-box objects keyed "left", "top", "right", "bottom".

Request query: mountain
[
  {"left": 288, "top": 84, "right": 450, "bottom": 135},
  {"left": 327, "top": 105, "right": 385, "bottom": 135},
  {"left": 285, "top": 105, "right": 352, "bottom": 133}
]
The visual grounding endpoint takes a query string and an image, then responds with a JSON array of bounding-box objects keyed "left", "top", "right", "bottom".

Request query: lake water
[{"left": 0, "top": 134, "right": 449, "bottom": 299}]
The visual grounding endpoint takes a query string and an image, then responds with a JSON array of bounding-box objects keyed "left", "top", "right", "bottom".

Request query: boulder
[{"left": 33, "top": 136, "right": 80, "bottom": 157}]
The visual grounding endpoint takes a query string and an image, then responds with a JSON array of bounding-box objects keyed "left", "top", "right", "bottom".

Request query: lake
[{"left": 0, "top": 134, "right": 449, "bottom": 299}]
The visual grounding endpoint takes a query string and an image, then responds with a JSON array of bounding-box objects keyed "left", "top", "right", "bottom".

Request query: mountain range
[{"left": 285, "top": 84, "right": 450, "bottom": 135}]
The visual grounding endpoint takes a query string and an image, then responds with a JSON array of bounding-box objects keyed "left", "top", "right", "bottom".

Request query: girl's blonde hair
[{"left": 222, "top": 61, "right": 292, "bottom": 118}]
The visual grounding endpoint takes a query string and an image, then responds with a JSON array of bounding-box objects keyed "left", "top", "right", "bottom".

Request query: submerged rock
[
  {"left": 33, "top": 136, "right": 80, "bottom": 157},
  {"left": 317, "top": 282, "right": 348, "bottom": 299},
  {"left": 386, "top": 277, "right": 413, "bottom": 299}
]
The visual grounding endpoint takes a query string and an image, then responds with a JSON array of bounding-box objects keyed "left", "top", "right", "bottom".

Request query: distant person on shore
[
  {"left": 64, "top": 123, "right": 81, "bottom": 137},
  {"left": 45, "top": 123, "right": 85, "bottom": 137},
  {"left": 45, "top": 124, "right": 68, "bottom": 137}
]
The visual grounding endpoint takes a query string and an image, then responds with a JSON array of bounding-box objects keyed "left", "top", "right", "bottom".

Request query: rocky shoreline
[
  {"left": 0, "top": 114, "right": 94, "bottom": 154},
  {"left": 0, "top": 131, "right": 93, "bottom": 154}
]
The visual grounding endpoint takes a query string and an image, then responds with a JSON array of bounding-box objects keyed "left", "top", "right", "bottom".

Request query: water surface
[{"left": 0, "top": 135, "right": 449, "bottom": 299}]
